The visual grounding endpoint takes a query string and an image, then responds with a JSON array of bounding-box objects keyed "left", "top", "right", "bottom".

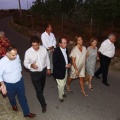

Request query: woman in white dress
[
  {"left": 86, "top": 38, "right": 98, "bottom": 90},
  {"left": 66, "top": 36, "right": 87, "bottom": 96}
]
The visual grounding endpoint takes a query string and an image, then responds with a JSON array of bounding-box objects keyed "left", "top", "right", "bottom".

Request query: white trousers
[{"left": 56, "top": 70, "right": 68, "bottom": 99}]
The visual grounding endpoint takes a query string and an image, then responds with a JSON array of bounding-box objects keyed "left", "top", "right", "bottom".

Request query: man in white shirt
[
  {"left": 53, "top": 38, "right": 71, "bottom": 102},
  {"left": 95, "top": 34, "right": 116, "bottom": 86},
  {"left": 24, "top": 36, "right": 50, "bottom": 113},
  {"left": 41, "top": 24, "right": 56, "bottom": 73},
  {"left": 0, "top": 45, "right": 36, "bottom": 118}
]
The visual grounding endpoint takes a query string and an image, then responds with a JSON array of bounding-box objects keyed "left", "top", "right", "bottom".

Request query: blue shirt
[{"left": 0, "top": 55, "right": 22, "bottom": 83}]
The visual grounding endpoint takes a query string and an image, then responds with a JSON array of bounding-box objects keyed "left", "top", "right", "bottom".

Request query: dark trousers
[
  {"left": 4, "top": 77, "right": 29, "bottom": 116},
  {"left": 95, "top": 53, "right": 111, "bottom": 83},
  {"left": 30, "top": 68, "right": 47, "bottom": 108}
]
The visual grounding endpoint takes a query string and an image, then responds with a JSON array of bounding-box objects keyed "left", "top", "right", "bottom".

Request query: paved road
[{"left": 0, "top": 17, "right": 120, "bottom": 120}]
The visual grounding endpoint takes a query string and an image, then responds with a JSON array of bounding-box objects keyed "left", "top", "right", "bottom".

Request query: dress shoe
[
  {"left": 63, "top": 94, "right": 67, "bottom": 98},
  {"left": 12, "top": 105, "right": 18, "bottom": 111},
  {"left": 59, "top": 99, "right": 64, "bottom": 102},
  {"left": 94, "top": 75, "right": 101, "bottom": 79},
  {"left": 102, "top": 81, "right": 110, "bottom": 86},
  {"left": 42, "top": 105, "right": 47, "bottom": 113},
  {"left": 24, "top": 112, "right": 36, "bottom": 118}
]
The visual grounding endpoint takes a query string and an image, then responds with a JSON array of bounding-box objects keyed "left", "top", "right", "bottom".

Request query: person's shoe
[
  {"left": 59, "top": 99, "right": 64, "bottom": 102},
  {"left": 24, "top": 113, "right": 36, "bottom": 118},
  {"left": 94, "top": 75, "right": 101, "bottom": 79},
  {"left": 42, "top": 106, "right": 47, "bottom": 113},
  {"left": 12, "top": 105, "right": 18, "bottom": 111},
  {"left": 102, "top": 81, "right": 110, "bottom": 86},
  {"left": 62, "top": 94, "right": 67, "bottom": 98}
]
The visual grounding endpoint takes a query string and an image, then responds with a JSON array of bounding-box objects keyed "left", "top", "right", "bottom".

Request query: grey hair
[
  {"left": 108, "top": 34, "right": 116, "bottom": 39},
  {"left": 0, "top": 31, "right": 5, "bottom": 38}
]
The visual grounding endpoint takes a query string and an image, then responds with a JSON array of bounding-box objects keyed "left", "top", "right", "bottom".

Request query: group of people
[{"left": 0, "top": 23, "right": 116, "bottom": 118}]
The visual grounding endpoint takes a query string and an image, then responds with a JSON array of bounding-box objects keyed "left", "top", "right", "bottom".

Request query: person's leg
[
  {"left": 4, "top": 82, "right": 17, "bottom": 106},
  {"left": 88, "top": 76, "right": 93, "bottom": 90},
  {"left": 66, "top": 77, "right": 73, "bottom": 91},
  {"left": 16, "top": 78, "right": 30, "bottom": 116},
  {"left": 56, "top": 79, "right": 65, "bottom": 100},
  {"left": 95, "top": 54, "right": 103, "bottom": 77},
  {"left": 102, "top": 57, "right": 111, "bottom": 83},
  {"left": 79, "top": 77, "right": 88, "bottom": 96},
  {"left": 41, "top": 68, "right": 47, "bottom": 94},
  {"left": 48, "top": 51, "right": 53, "bottom": 73},
  {"left": 62, "top": 70, "right": 68, "bottom": 95},
  {"left": 30, "top": 72, "right": 46, "bottom": 107}
]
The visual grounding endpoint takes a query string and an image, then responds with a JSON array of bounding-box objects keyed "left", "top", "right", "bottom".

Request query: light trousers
[{"left": 56, "top": 70, "right": 68, "bottom": 99}]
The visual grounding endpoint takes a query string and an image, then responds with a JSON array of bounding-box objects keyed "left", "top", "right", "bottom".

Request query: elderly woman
[
  {"left": 86, "top": 38, "right": 98, "bottom": 90},
  {"left": 0, "top": 31, "right": 10, "bottom": 58},
  {"left": 66, "top": 36, "right": 87, "bottom": 96}
]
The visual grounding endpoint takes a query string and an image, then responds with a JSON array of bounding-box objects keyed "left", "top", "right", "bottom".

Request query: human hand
[
  {"left": 0, "top": 82, "right": 7, "bottom": 95},
  {"left": 66, "top": 64, "right": 71, "bottom": 68},
  {"left": 31, "top": 63, "right": 38, "bottom": 69},
  {"left": 47, "top": 69, "right": 51, "bottom": 76}
]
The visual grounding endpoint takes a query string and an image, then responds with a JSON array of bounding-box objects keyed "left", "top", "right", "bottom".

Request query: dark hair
[
  {"left": 30, "top": 36, "right": 41, "bottom": 44},
  {"left": 59, "top": 38, "right": 67, "bottom": 43},
  {"left": 74, "top": 36, "right": 83, "bottom": 45},
  {"left": 44, "top": 23, "right": 51, "bottom": 29},
  {"left": 6, "top": 45, "right": 17, "bottom": 52}
]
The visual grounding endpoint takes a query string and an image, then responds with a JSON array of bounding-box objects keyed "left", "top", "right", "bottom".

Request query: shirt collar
[
  {"left": 31, "top": 46, "right": 41, "bottom": 52},
  {"left": 45, "top": 31, "right": 51, "bottom": 36},
  {"left": 107, "top": 39, "right": 113, "bottom": 44},
  {"left": 60, "top": 47, "right": 66, "bottom": 52}
]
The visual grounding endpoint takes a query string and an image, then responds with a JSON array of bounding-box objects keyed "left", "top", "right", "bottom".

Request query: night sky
[{"left": 0, "top": 0, "right": 35, "bottom": 10}]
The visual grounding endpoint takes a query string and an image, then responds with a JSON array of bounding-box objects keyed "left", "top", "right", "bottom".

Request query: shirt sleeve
[
  {"left": 52, "top": 34, "right": 56, "bottom": 48},
  {"left": 70, "top": 48, "right": 76, "bottom": 58},
  {"left": 24, "top": 52, "right": 31, "bottom": 69},
  {"left": 99, "top": 41, "right": 107, "bottom": 54},
  {"left": 0, "top": 64, "right": 4, "bottom": 82},
  {"left": 41, "top": 34, "right": 48, "bottom": 49},
  {"left": 45, "top": 50, "right": 50, "bottom": 69},
  {"left": 17, "top": 54, "right": 22, "bottom": 72}
]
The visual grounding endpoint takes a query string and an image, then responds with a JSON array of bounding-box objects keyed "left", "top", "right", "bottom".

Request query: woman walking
[
  {"left": 86, "top": 38, "right": 98, "bottom": 90},
  {"left": 66, "top": 36, "right": 87, "bottom": 96}
]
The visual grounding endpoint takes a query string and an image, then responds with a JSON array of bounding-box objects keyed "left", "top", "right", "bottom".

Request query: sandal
[
  {"left": 66, "top": 84, "right": 72, "bottom": 92},
  {"left": 81, "top": 90, "right": 88, "bottom": 97},
  {"left": 88, "top": 85, "right": 93, "bottom": 90}
]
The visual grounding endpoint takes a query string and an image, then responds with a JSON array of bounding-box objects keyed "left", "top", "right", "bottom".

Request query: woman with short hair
[{"left": 86, "top": 38, "right": 98, "bottom": 90}]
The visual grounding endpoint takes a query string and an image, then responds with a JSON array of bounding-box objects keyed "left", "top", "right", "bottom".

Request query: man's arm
[
  {"left": 41, "top": 34, "right": 48, "bottom": 49},
  {"left": 0, "top": 81, "right": 7, "bottom": 95},
  {"left": 45, "top": 50, "right": 51, "bottom": 75}
]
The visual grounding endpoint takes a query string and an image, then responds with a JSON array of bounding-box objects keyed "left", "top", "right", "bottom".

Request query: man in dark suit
[{"left": 53, "top": 38, "right": 71, "bottom": 102}]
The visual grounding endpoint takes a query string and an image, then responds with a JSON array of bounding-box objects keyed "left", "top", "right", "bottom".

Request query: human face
[
  {"left": 7, "top": 49, "right": 17, "bottom": 60},
  {"left": 91, "top": 40, "right": 98, "bottom": 47},
  {"left": 77, "top": 37, "right": 83, "bottom": 46},
  {"left": 47, "top": 25, "right": 52, "bottom": 32},
  {"left": 32, "top": 42, "right": 40, "bottom": 51},
  {"left": 59, "top": 38, "right": 67, "bottom": 49},
  {"left": 109, "top": 36, "right": 116, "bottom": 43},
  {"left": 0, "top": 34, "right": 5, "bottom": 40}
]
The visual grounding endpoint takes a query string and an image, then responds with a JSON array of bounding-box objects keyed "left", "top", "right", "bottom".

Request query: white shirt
[
  {"left": 41, "top": 31, "right": 56, "bottom": 49},
  {"left": 0, "top": 55, "right": 22, "bottom": 83},
  {"left": 24, "top": 46, "right": 50, "bottom": 72},
  {"left": 99, "top": 39, "right": 115, "bottom": 58},
  {"left": 60, "top": 47, "right": 68, "bottom": 65}
]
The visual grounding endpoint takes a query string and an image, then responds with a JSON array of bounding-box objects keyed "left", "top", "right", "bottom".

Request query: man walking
[
  {"left": 0, "top": 45, "right": 36, "bottom": 118},
  {"left": 41, "top": 24, "right": 56, "bottom": 73},
  {"left": 95, "top": 34, "right": 116, "bottom": 86},
  {"left": 24, "top": 36, "right": 50, "bottom": 113},
  {"left": 53, "top": 38, "right": 71, "bottom": 102}
]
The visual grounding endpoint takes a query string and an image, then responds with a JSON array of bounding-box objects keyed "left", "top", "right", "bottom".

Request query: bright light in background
[{"left": 0, "top": 0, "right": 35, "bottom": 10}]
